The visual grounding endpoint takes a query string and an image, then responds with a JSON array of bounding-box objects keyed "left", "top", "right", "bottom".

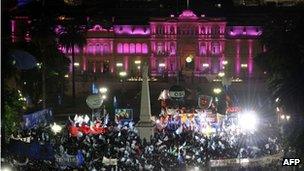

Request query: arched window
[
  {"left": 117, "top": 43, "right": 123, "bottom": 53},
  {"left": 123, "top": 43, "right": 129, "bottom": 53},
  {"left": 130, "top": 43, "right": 135, "bottom": 54},
  {"left": 200, "top": 43, "right": 206, "bottom": 55},
  {"left": 212, "top": 25, "right": 220, "bottom": 38},
  {"left": 142, "top": 43, "right": 148, "bottom": 54},
  {"left": 212, "top": 42, "right": 220, "bottom": 54},
  {"left": 136, "top": 43, "right": 142, "bottom": 53},
  {"left": 88, "top": 44, "right": 94, "bottom": 54},
  {"left": 201, "top": 27, "right": 205, "bottom": 34},
  {"left": 170, "top": 42, "right": 176, "bottom": 55},
  {"left": 95, "top": 44, "right": 100, "bottom": 54},
  {"left": 101, "top": 44, "right": 105, "bottom": 54},
  {"left": 157, "top": 42, "right": 164, "bottom": 54},
  {"left": 170, "top": 26, "right": 174, "bottom": 34}
]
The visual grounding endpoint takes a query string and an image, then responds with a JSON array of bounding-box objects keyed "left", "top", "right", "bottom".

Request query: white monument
[{"left": 136, "top": 63, "right": 155, "bottom": 141}]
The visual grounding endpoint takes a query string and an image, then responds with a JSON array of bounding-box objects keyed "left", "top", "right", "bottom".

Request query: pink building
[{"left": 12, "top": 10, "right": 263, "bottom": 78}]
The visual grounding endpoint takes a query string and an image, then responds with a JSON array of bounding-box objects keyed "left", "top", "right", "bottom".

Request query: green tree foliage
[
  {"left": 57, "top": 17, "right": 87, "bottom": 103},
  {"left": 2, "top": 86, "right": 25, "bottom": 140},
  {"left": 255, "top": 15, "right": 304, "bottom": 115},
  {"left": 255, "top": 14, "right": 304, "bottom": 157}
]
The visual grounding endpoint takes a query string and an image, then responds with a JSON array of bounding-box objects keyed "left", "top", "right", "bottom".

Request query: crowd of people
[{"left": 3, "top": 111, "right": 283, "bottom": 170}]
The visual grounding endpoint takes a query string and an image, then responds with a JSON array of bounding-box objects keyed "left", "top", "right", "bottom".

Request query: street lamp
[
  {"left": 102, "top": 94, "right": 107, "bottom": 100},
  {"left": 218, "top": 72, "right": 225, "bottom": 77},
  {"left": 119, "top": 71, "right": 127, "bottom": 77},
  {"left": 222, "top": 60, "right": 228, "bottom": 65},
  {"left": 99, "top": 87, "right": 108, "bottom": 94},
  {"left": 213, "top": 88, "right": 222, "bottom": 94}
]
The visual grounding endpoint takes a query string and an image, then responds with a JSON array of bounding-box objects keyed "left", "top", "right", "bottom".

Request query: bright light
[
  {"left": 280, "top": 115, "right": 285, "bottom": 120},
  {"left": 64, "top": 74, "right": 69, "bottom": 78},
  {"left": 276, "top": 107, "right": 280, "bottom": 112},
  {"left": 241, "top": 64, "right": 248, "bottom": 68},
  {"left": 36, "top": 63, "right": 42, "bottom": 69},
  {"left": 202, "top": 63, "right": 209, "bottom": 67},
  {"left": 239, "top": 111, "right": 258, "bottom": 132},
  {"left": 275, "top": 98, "right": 280, "bottom": 103},
  {"left": 99, "top": 87, "right": 108, "bottom": 94},
  {"left": 74, "top": 62, "right": 80, "bottom": 67},
  {"left": 218, "top": 72, "right": 225, "bottom": 77},
  {"left": 193, "top": 166, "right": 199, "bottom": 171},
  {"left": 156, "top": 119, "right": 160, "bottom": 124},
  {"left": 222, "top": 60, "right": 228, "bottom": 65},
  {"left": 119, "top": 71, "right": 127, "bottom": 77},
  {"left": 213, "top": 88, "right": 222, "bottom": 94},
  {"left": 159, "top": 63, "right": 166, "bottom": 67},
  {"left": 186, "top": 56, "right": 193, "bottom": 63},
  {"left": 116, "top": 63, "right": 123, "bottom": 67},
  {"left": 286, "top": 115, "right": 290, "bottom": 121},
  {"left": 134, "top": 60, "right": 141, "bottom": 64},
  {"left": 102, "top": 95, "right": 107, "bottom": 100},
  {"left": 51, "top": 122, "right": 62, "bottom": 134},
  {"left": 2, "top": 166, "right": 12, "bottom": 171},
  {"left": 137, "top": 66, "right": 141, "bottom": 70}
]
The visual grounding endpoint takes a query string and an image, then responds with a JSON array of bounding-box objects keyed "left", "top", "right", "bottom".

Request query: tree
[
  {"left": 57, "top": 17, "right": 87, "bottom": 105},
  {"left": 255, "top": 14, "right": 304, "bottom": 157}
]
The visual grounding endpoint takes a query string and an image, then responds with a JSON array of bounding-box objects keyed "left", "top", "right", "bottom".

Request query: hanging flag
[
  {"left": 113, "top": 96, "right": 118, "bottom": 109},
  {"left": 175, "top": 125, "right": 183, "bottom": 135},
  {"left": 103, "top": 114, "right": 109, "bottom": 126}
]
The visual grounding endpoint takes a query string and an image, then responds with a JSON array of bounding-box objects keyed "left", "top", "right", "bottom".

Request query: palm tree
[
  {"left": 30, "top": 13, "right": 58, "bottom": 108},
  {"left": 57, "top": 18, "right": 87, "bottom": 105}
]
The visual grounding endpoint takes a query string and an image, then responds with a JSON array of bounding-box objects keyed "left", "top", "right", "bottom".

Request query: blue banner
[
  {"left": 9, "top": 140, "right": 54, "bottom": 160},
  {"left": 23, "top": 108, "right": 53, "bottom": 129}
]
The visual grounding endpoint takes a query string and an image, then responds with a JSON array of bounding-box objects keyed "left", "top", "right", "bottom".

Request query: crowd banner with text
[{"left": 22, "top": 108, "right": 53, "bottom": 129}]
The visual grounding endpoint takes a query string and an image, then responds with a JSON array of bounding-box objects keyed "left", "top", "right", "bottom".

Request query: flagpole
[{"left": 187, "top": 0, "right": 189, "bottom": 9}]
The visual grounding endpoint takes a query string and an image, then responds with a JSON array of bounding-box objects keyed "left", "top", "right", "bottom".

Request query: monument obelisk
[{"left": 136, "top": 63, "right": 154, "bottom": 141}]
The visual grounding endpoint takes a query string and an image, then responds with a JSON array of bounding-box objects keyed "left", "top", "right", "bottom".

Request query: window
[
  {"left": 117, "top": 43, "right": 123, "bottom": 53},
  {"left": 157, "top": 43, "right": 164, "bottom": 54},
  {"left": 200, "top": 43, "right": 206, "bottom": 55},
  {"left": 136, "top": 43, "right": 142, "bottom": 53},
  {"left": 88, "top": 44, "right": 94, "bottom": 54},
  {"left": 170, "top": 26, "right": 174, "bottom": 34},
  {"left": 142, "top": 43, "right": 148, "bottom": 54},
  {"left": 104, "top": 44, "right": 109, "bottom": 54},
  {"left": 201, "top": 27, "right": 205, "bottom": 34},
  {"left": 170, "top": 42, "right": 176, "bottom": 55},
  {"left": 212, "top": 42, "right": 220, "bottom": 54},
  {"left": 95, "top": 44, "right": 100, "bottom": 54},
  {"left": 123, "top": 43, "right": 129, "bottom": 53},
  {"left": 130, "top": 43, "right": 135, "bottom": 54}
]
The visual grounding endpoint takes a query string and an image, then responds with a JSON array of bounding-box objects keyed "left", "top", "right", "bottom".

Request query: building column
[
  {"left": 235, "top": 40, "right": 241, "bottom": 76},
  {"left": 82, "top": 47, "right": 87, "bottom": 71},
  {"left": 93, "top": 62, "right": 96, "bottom": 73},
  {"left": 124, "top": 56, "right": 129, "bottom": 72},
  {"left": 150, "top": 55, "right": 157, "bottom": 76},
  {"left": 110, "top": 56, "right": 114, "bottom": 73},
  {"left": 248, "top": 40, "right": 253, "bottom": 76}
]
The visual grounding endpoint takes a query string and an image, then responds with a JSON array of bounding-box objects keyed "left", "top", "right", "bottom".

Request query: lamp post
[{"left": 119, "top": 71, "right": 127, "bottom": 107}]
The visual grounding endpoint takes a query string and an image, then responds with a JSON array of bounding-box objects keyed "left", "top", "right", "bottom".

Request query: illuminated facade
[{"left": 12, "top": 10, "right": 264, "bottom": 78}]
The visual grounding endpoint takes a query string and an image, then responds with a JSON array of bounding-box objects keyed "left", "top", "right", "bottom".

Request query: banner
[
  {"left": 8, "top": 140, "right": 54, "bottom": 160},
  {"left": 55, "top": 152, "right": 84, "bottom": 169},
  {"left": 23, "top": 108, "right": 53, "bottom": 129},
  {"left": 210, "top": 152, "right": 283, "bottom": 167}
]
